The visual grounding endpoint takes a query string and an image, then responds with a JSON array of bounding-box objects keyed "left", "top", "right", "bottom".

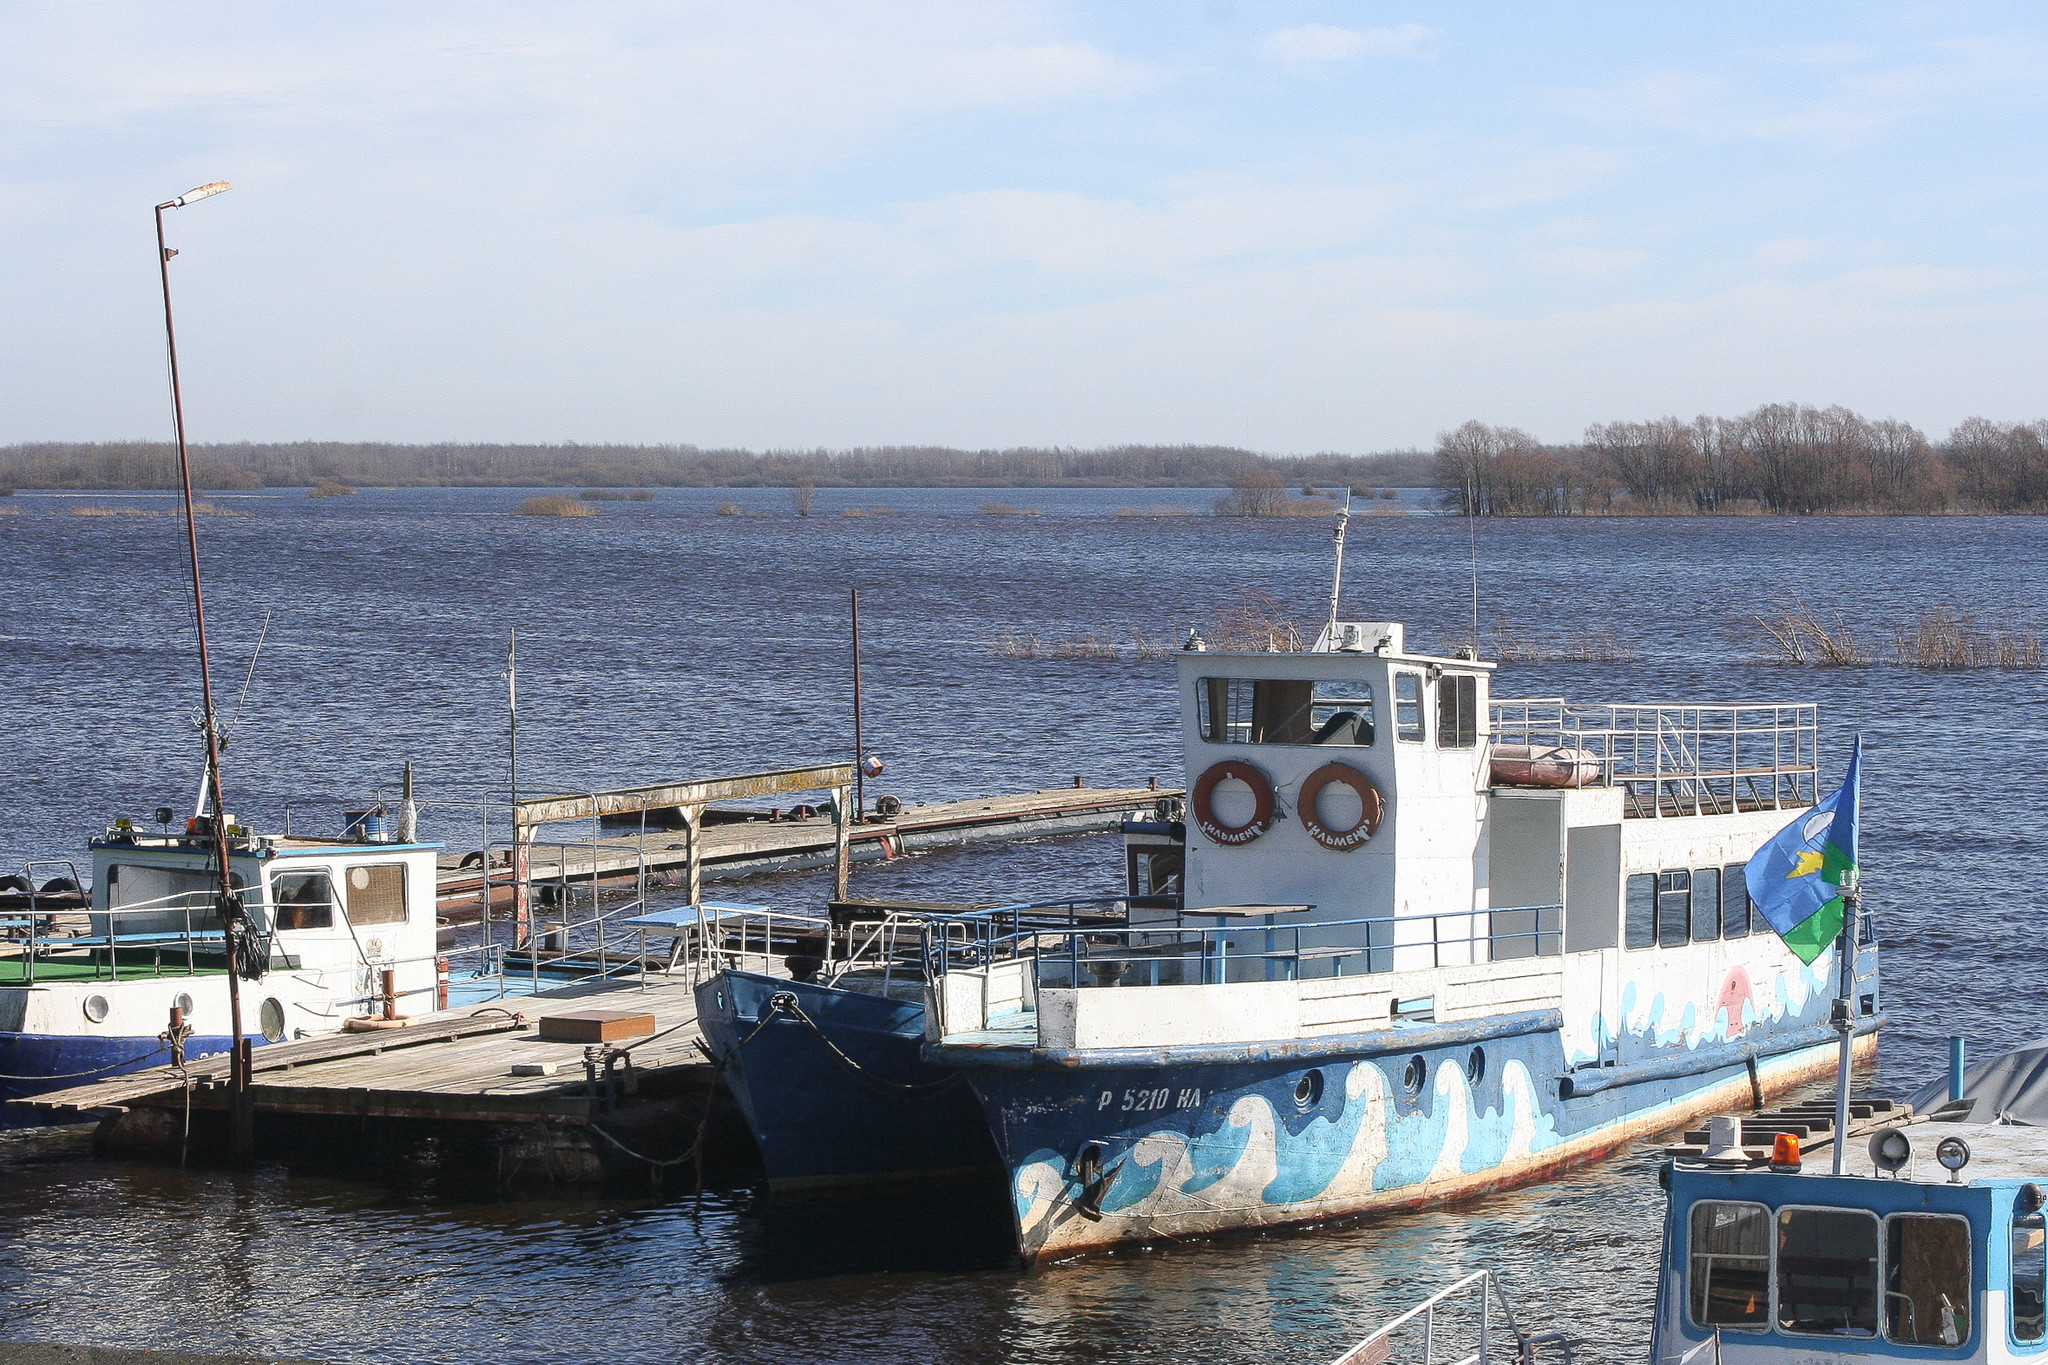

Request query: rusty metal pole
[{"left": 154, "top": 182, "right": 253, "bottom": 1162}]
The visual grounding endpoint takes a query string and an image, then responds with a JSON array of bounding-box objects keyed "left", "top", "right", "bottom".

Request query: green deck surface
[{"left": 0, "top": 952, "right": 228, "bottom": 984}]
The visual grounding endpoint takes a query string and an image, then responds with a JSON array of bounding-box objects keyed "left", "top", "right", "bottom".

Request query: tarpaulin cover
[{"left": 1907, "top": 1040, "right": 2048, "bottom": 1125}]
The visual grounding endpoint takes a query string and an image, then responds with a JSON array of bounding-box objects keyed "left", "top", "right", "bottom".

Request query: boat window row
[
  {"left": 1689, "top": 1199, "right": 1978, "bottom": 1347},
  {"left": 1625, "top": 864, "right": 1756, "bottom": 950},
  {"left": 102, "top": 862, "right": 410, "bottom": 934},
  {"left": 1196, "top": 673, "right": 1478, "bottom": 750},
  {"left": 270, "top": 865, "right": 410, "bottom": 930}
]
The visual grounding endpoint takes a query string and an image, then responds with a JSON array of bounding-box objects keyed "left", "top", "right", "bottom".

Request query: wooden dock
[
  {"left": 32, "top": 971, "right": 747, "bottom": 1184},
  {"left": 435, "top": 782, "right": 1175, "bottom": 921}
]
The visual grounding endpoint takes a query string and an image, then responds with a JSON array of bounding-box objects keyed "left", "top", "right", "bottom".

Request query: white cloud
[
  {"left": 1756, "top": 239, "right": 1824, "bottom": 267},
  {"left": 1260, "top": 23, "right": 1438, "bottom": 70},
  {"left": 1534, "top": 246, "right": 1649, "bottom": 277}
]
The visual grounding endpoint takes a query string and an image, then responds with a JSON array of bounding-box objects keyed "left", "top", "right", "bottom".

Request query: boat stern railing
[{"left": 1490, "top": 699, "right": 1817, "bottom": 817}]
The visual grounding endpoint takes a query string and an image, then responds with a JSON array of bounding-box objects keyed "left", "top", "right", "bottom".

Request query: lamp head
[{"left": 163, "top": 181, "right": 232, "bottom": 210}]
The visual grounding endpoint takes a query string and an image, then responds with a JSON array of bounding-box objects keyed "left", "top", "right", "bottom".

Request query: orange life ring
[
  {"left": 1298, "top": 762, "right": 1384, "bottom": 851},
  {"left": 1192, "top": 760, "right": 1276, "bottom": 845}
]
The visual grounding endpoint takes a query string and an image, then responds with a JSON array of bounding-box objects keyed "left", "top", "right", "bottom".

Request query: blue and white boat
[
  {"left": 922, "top": 617, "right": 1880, "bottom": 1261},
  {"left": 1, "top": 818, "right": 449, "bottom": 1118}
]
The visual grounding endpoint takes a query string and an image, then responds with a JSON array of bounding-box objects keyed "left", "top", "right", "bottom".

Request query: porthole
[
  {"left": 82, "top": 994, "right": 110, "bottom": 1024},
  {"left": 1402, "top": 1055, "right": 1427, "bottom": 1097},
  {"left": 173, "top": 992, "right": 195, "bottom": 1018},
  {"left": 259, "top": 997, "right": 286, "bottom": 1043},
  {"left": 1294, "top": 1069, "right": 1325, "bottom": 1109},
  {"left": 1468, "top": 1047, "right": 1486, "bottom": 1086}
]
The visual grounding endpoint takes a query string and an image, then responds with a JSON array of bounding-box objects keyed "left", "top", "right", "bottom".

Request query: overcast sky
[{"left": 2, "top": 2, "right": 2042, "bottom": 452}]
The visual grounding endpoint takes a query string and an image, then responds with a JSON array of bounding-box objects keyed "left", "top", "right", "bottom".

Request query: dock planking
[
  {"left": 435, "top": 783, "right": 1174, "bottom": 916},
  {"left": 33, "top": 971, "right": 728, "bottom": 1127}
]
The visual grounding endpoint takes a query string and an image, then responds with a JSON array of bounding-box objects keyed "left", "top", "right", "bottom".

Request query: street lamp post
[{"left": 153, "top": 180, "right": 254, "bottom": 1160}]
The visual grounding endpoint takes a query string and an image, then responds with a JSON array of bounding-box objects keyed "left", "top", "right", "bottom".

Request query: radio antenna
[{"left": 1325, "top": 489, "right": 1353, "bottom": 643}]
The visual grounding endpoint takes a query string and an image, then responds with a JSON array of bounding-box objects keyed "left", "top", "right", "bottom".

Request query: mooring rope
[
  {"left": 765, "top": 991, "right": 964, "bottom": 1098},
  {"left": 0, "top": 1044, "right": 170, "bottom": 1081}
]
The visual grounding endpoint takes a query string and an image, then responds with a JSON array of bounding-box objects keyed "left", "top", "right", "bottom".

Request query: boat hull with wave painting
[{"left": 925, "top": 619, "right": 1881, "bottom": 1262}]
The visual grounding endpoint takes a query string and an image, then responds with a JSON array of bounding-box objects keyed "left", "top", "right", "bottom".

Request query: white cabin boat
[{"left": 924, "top": 619, "right": 1880, "bottom": 1261}]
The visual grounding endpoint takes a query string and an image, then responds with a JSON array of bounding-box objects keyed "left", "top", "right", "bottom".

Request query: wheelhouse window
[
  {"left": 1885, "top": 1213, "right": 1971, "bottom": 1346},
  {"left": 1722, "top": 862, "right": 1751, "bottom": 939},
  {"left": 1658, "top": 870, "right": 1691, "bottom": 948},
  {"left": 1197, "top": 678, "right": 1375, "bottom": 746},
  {"left": 1690, "top": 866, "right": 1722, "bottom": 942},
  {"left": 1778, "top": 1206, "right": 1879, "bottom": 1337},
  {"left": 1395, "top": 673, "right": 1423, "bottom": 743},
  {"left": 1436, "top": 674, "right": 1477, "bottom": 749},
  {"left": 2015, "top": 1212, "right": 2045, "bottom": 1343},
  {"left": 344, "top": 864, "right": 408, "bottom": 926},
  {"left": 1626, "top": 873, "right": 1656, "bottom": 949},
  {"left": 270, "top": 870, "right": 336, "bottom": 931},
  {"left": 1690, "top": 1201, "right": 1771, "bottom": 1328},
  {"left": 105, "top": 863, "right": 244, "bottom": 934}
]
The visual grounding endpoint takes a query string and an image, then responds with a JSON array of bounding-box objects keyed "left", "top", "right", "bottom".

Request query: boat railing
[
  {"left": 1326, "top": 1269, "right": 1571, "bottom": 1365},
  {"left": 1489, "top": 699, "right": 1817, "bottom": 817},
  {"left": 644, "top": 899, "right": 1127, "bottom": 990},
  {"left": 0, "top": 877, "right": 234, "bottom": 987},
  {"left": 928, "top": 904, "right": 1564, "bottom": 990}
]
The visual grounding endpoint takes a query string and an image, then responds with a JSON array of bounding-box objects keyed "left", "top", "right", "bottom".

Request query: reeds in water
[
  {"left": 980, "top": 501, "right": 1041, "bottom": 515},
  {"left": 715, "top": 501, "right": 742, "bottom": 516},
  {"left": 1891, "top": 607, "right": 2042, "bottom": 669},
  {"left": 72, "top": 501, "right": 247, "bottom": 518},
  {"left": 308, "top": 480, "right": 356, "bottom": 497},
  {"left": 1752, "top": 599, "right": 1870, "bottom": 666},
  {"left": 1204, "top": 589, "right": 1310, "bottom": 652},
  {"left": 518, "top": 495, "right": 598, "bottom": 517},
  {"left": 579, "top": 488, "right": 628, "bottom": 501},
  {"left": 1491, "top": 621, "right": 1638, "bottom": 663}
]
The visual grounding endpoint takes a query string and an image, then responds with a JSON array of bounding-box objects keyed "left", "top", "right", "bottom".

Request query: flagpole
[
  {"left": 1828, "top": 736, "right": 1865, "bottom": 1174},
  {"left": 1829, "top": 868, "right": 1860, "bottom": 1174}
]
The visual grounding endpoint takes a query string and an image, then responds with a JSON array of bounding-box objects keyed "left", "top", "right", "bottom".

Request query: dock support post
[
  {"left": 512, "top": 820, "right": 534, "bottom": 949},
  {"left": 833, "top": 785, "right": 851, "bottom": 902},
  {"left": 683, "top": 805, "right": 701, "bottom": 907}
]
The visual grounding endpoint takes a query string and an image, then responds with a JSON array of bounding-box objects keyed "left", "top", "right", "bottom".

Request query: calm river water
[{"left": 0, "top": 487, "right": 2041, "bottom": 1364}]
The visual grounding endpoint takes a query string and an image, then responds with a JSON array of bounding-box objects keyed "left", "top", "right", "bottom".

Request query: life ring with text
[
  {"left": 1192, "top": 760, "right": 1276, "bottom": 846},
  {"left": 1298, "top": 762, "right": 1384, "bottom": 851}
]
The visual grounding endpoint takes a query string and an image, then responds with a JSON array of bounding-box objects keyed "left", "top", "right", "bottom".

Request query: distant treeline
[
  {"left": 1437, "top": 405, "right": 2048, "bottom": 515},
  {"left": 0, "top": 441, "right": 1434, "bottom": 491}
]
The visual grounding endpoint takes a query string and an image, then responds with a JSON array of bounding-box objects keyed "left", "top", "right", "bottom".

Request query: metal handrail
[
  {"left": 1327, "top": 1269, "right": 1571, "bottom": 1365},
  {"left": 1489, "top": 699, "right": 1817, "bottom": 817},
  {"left": 927, "top": 905, "right": 1567, "bottom": 989}
]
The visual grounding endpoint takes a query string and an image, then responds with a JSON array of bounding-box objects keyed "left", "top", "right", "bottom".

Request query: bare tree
[{"left": 792, "top": 480, "right": 816, "bottom": 516}]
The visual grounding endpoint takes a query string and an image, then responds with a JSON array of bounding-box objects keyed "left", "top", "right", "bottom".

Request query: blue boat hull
[
  {"left": 0, "top": 1031, "right": 245, "bottom": 1128},
  {"left": 695, "top": 971, "right": 998, "bottom": 1188},
  {"left": 942, "top": 975, "right": 1879, "bottom": 1262}
]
